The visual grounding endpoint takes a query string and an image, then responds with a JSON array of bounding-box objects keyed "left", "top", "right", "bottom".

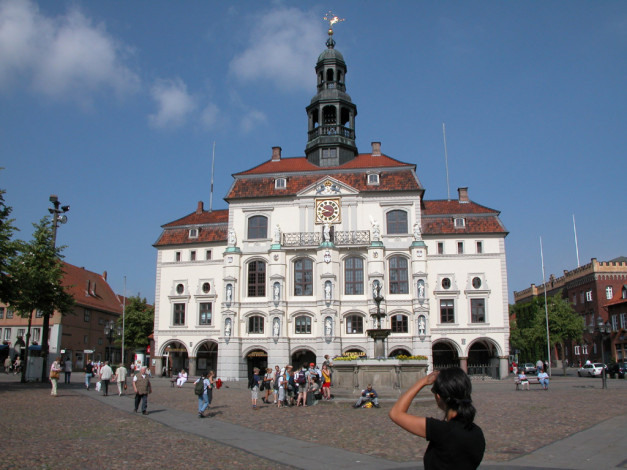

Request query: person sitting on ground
[
  {"left": 176, "top": 369, "right": 188, "bottom": 388},
  {"left": 353, "top": 384, "right": 380, "bottom": 408},
  {"left": 389, "top": 368, "right": 485, "bottom": 470},
  {"left": 537, "top": 369, "right": 549, "bottom": 390},
  {"left": 518, "top": 370, "right": 529, "bottom": 390}
]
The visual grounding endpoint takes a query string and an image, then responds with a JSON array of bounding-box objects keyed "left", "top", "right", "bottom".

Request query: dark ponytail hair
[{"left": 431, "top": 367, "right": 476, "bottom": 428}]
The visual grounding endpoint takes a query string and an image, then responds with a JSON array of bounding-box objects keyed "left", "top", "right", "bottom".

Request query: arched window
[
  {"left": 346, "top": 314, "right": 364, "bottom": 334},
  {"left": 344, "top": 257, "right": 364, "bottom": 295},
  {"left": 294, "top": 258, "right": 313, "bottom": 296},
  {"left": 248, "top": 215, "right": 268, "bottom": 239},
  {"left": 295, "top": 315, "right": 312, "bottom": 334},
  {"left": 391, "top": 314, "right": 408, "bottom": 333},
  {"left": 386, "top": 210, "right": 408, "bottom": 234},
  {"left": 247, "top": 260, "right": 266, "bottom": 297},
  {"left": 389, "top": 256, "right": 409, "bottom": 294},
  {"left": 248, "top": 315, "right": 264, "bottom": 334}
]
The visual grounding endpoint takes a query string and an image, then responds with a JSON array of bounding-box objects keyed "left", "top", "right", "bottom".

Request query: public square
[{"left": 1, "top": 371, "right": 625, "bottom": 469}]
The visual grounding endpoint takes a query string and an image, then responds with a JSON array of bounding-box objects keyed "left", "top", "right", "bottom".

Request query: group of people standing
[{"left": 249, "top": 357, "right": 333, "bottom": 409}]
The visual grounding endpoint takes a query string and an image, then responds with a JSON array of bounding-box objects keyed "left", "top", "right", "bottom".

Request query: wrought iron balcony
[
  {"left": 308, "top": 125, "right": 355, "bottom": 140},
  {"left": 281, "top": 230, "right": 370, "bottom": 247}
]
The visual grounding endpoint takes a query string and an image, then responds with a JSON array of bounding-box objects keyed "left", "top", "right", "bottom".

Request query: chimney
[
  {"left": 271, "top": 146, "right": 282, "bottom": 161},
  {"left": 196, "top": 201, "right": 204, "bottom": 214},
  {"left": 371, "top": 142, "right": 381, "bottom": 156},
  {"left": 102, "top": 271, "right": 107, "bottom": 281},
  {"left": 458, "top": 187, "right": 469, "bottom": 203}
]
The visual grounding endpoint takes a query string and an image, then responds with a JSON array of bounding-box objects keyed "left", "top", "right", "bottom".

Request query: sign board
[{"left": 84, "top": 350, "right": 94, "bottom": 353}]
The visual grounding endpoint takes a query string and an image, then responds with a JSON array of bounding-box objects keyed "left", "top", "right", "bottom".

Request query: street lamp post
[
  {"left": 104, "top": 320, "right": 122, "bottom": 363},
  {"left": 588, "top": 317, "right": 611, "bottom": 389},
  {"left": 48, "top": 195, "right": 70, "bottom": 249}
]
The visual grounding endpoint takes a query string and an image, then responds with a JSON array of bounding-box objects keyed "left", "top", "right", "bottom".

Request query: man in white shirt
[{"left": 99, "top": 361, "right": 113, "bottom": 396}]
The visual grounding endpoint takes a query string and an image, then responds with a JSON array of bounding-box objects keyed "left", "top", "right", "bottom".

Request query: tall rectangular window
[
  {"left": 199, "top": 303, "right": 212, "bottom": 325},
  {"left": 620, "top": 313, "right": 626, "bottom": 329},
  {"left": 471, "top": 299, "right": 485, "bottom": 323},
  {"left": 84, "top": 309, "right": 91, "bottom": 322},
  {"left": 0, "top": 307, "right": 3, "bottom": 319},
  {"left": 33, "top": 328, "right": 41, "bottom": 342},
  {"left": 294, "top": 258, "right": 313, "bottom": 296},
  {"left": 190, "top": 251, "right": 196, "bottom": 261},
  {"left": 173, "top": 303, "right": 185, "bottom": 325},
  {"left": 344, "top": 257, "right": 364, "bottom": 295},
  {"left": 574, "top": 345, "right": 580, "bottom": 355},
  {"left": 4, "top": 329, "right": 10, "bottom": 341},
  {"left": 6, "top": 309, "right": 13, "bottom": 319},
  {"left": 389, "top": 256, "right": 409, "bottom": 294},
  {"left": 247, "top": 260, "right": 266, "bottom": 297},
  {"left": 476, "top": 241, "right": 483, "bottom": 253},
  {"left": 457, "top": 242, "right": 464, "bottom": 254},
  {"left": 586, "top": 290, "right": 593, "bottom": 302},
  {"left": 205, "top": 250, "right": 212, "bottom": 260},
  {"left": 247, "top": 215, "right": 268, "bottom": 239},
  {"left": 386, "top": 210, "right": 408, "bottom": 234},
  {"left": 346, "top": 315, "right": 363, "bottom": 334},
  {"left": 175, "top": 251, "right": 181, "bottom": 262},
  {"left": 606, "top": 286, "right": 613, "bottom": 300},
  {"left": 17, "top": 329, "right": 25, "bottom": 338},
  {"left": 611, "top": 314, "right": 618, "bottom": 331},
  {"left": 437, "top": 242, "right": 444, "bottom": 254},
  {"left": 440, "top": 299, "right": 455, "bottom": 323}
]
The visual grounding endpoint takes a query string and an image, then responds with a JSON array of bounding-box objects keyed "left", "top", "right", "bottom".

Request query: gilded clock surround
[{"left": 315, "top": 197, "right": 341, "bottom": 223}]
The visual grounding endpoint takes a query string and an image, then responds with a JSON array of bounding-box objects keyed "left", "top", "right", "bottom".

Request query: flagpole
[
  {"left": 122, "top": 276, "right": 126, "bottom": 366},
  {"left": 540, "top": 237, "right": 551, "bottom": 377},
  {"left": 572, "top": 214, "right": 580, "bottom": 267},
  {"left": 209, "top": 141, "right": 216, "bottom": 211}
]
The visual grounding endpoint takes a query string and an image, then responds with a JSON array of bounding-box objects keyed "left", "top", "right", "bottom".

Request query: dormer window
[
  {"left": 367, "top": 173, "right": 380, "bottom": 185},
  {"left": 454, "top": 217, "right": 466, "bottom": 228},
  {"left": 189, "top": 228, "right": 199, "bottom": 238},
  {"left": 275, "top": 178, "right": 286, "bottom": 189}
]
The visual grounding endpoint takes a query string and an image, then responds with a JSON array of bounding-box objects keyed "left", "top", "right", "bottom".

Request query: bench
[{"left": 514, "top": 376, "right": 543, "bottom": 390}]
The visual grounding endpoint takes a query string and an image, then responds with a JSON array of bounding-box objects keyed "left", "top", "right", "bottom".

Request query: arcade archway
[
  {"left": 467, "top": 339, "right": 501, "bottom": 378},
  {"left": 389, "top": 348, "right": 412, "bottom": 358},
  {"left": 432, "top": 341, "right": 460, "bottom": 368},
  {"left": 162, "top": 341, "right": 188, "bottom": 376},
  {"left": 246, "top": 348, "right": 268, "bottom": 378},
  {"left": 291, "top": 348, "right": 317, "bottom": 368},
  {"left": 196, "top": 341, "right": 218, "bottom": 376}
]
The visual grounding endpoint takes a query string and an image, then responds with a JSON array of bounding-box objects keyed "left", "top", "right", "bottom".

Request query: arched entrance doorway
[
  {"left": 162, "top": 341, "right": 189, "bottom": 376},
  {"left": 432, "top": 341, "right": 460, "bottom": 368},
  {"left": 389, "top": 348, "right": 412, "bottom": 358},
  {"left": 291, "top": 348, "right": 316, "bottom": 369},
  {"left": 246, "top": 349, "right": 268, "bottom": 378},
  {"left": 196, "top": 341, "right": 218, "bottom": 376},
  {"left": 467, "top": 339, "right": 500, "bottom": 378}
]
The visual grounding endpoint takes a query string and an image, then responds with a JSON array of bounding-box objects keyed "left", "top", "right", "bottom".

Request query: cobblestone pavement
[{"left": 1, "top": 372, "right": 626, "bottom": 469}]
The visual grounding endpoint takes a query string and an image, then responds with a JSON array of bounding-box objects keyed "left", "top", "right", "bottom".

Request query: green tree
[
  {"left": 11, "top": 218, "right": 74, "bottom": 382},
  {"left": 119, "top": 296, "right": 154, "bottom": 357},
  {"left": 510, "top": 291, "right": 583, "bottom": 364},
  {"left": 0, "top": 185, "right": 18, "bottom": 304}
]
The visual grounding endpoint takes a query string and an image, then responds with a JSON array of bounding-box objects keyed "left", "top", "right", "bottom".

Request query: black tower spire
[{"left": 305, "top": 26, "right": 358, "bottom": 167}]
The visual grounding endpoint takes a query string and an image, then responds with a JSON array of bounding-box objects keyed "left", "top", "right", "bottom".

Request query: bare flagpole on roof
[
  {"left": 540, "top": 237, "right": 551, "bottom": 377},
  {"left": 209, "top": 141, "right": 216, "bottom": 212},
  {"left": 442, "top": 123, "right": 451, "bottom": 201},
  {"left": 573, "top": 214, "right": 580, "bottom": 267}
]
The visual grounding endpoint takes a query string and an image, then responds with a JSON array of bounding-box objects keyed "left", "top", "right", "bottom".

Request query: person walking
[
  {"left": 389, "top": 368, "right": 485, "bottom": 470},
  {"left": 84, "top": 361, "right": 94, "bottom": 390},
  {"left": 99, "top": 361, "right": 113, "bottom": 396},
  {"left": 194, "top": 373, "right": 211, "bottom": 418},
  {"left": 114, "top": 363, "right": 128, "bottom": 396},
  {"left": 63, "top": 357, "right": 72, "bottom": 384},
  {"left": 133, "top": 366, "right": 152, "bottom": 415},
  {"left": 49, "top": 357, "right": 62, "bottom": 397},
  {"left": 4, "top": 356, "right": 11, "bottom": 374}
]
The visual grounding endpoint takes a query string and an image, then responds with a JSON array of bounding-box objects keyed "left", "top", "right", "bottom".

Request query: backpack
[
  {"left": 297, "top": 371, "right": 306, "bottom": 384},
  {"left": 194, "top": 379, "right": 205, "bottom": 396}
]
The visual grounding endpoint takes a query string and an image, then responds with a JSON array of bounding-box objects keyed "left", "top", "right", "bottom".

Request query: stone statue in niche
[
  {"left": 413, "top": 223, "right": 422, "bottom": 241},
  {"left": 226, "top": 284, "right": 232, "bottom": 303},
  {"left": 323, "top": 223, "right": 331, "bottom": 242},
  {"left": 325, "top": 281, "right": 332, "bottom": 301},
  {"left": 273, "top": 224, "right": 281, "bottom": 244},
  {"left": 225, "top": 318, "right": 231, "bottom": 337},
  {"left": 418, "top": 316, "right": 426, "bottom": 336},
  {"left": 273, "top": 318, "right": 280, "bottom": 337},
  {"left": 325, "top": 317, "right": 333, "bottom": 336},
  {"left": 273, "top": 283, "right": 280, "bottom": 302},
  {"left": 228, "top": 228, "right": 237, "bottom": 246},
  {"left": 417, "top": 280, "right": 425, "bottom": 300},
  {"left": 369, "top": 216, "right": 381, "bottom": 241}
]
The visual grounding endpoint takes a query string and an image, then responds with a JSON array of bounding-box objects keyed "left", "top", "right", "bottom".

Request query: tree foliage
[
  {"left": 119, "top": 296, "right": 154, "bottom": 350},
  {"left": 510, "top": 291, "right": 583, "bottom": 362},
  {"left": 0, "top": 185, "right": 18, "bottom": 304}
]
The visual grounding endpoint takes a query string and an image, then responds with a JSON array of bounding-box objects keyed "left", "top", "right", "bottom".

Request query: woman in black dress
[{"left": 389, "top": 367, "right": 485, "bottom": 470}]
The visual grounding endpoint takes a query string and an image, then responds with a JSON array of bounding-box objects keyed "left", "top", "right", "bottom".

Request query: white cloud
[
  {"left": 0, "top": 0, "right": 139, "bottom": 102},
  {"left": 229, "top": 7, "right": 323, "bottom": 91},
  {"left": 241, "top": 109, "right": 267, "bottom": 133},
  {"left": 148, "top": 78, "right": 197, "bottom": 129},
  {"left": 200, "top": 102, "right": 220, "bottom": 129}
]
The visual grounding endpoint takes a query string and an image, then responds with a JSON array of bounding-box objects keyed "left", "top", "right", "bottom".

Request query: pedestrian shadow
[{"left": 205, "top": 410, "right": 223, "bottom": 418}]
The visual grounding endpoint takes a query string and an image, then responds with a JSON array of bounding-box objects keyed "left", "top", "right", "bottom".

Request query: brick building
[
  {"left": 0, "top": 262, "right": 123, "bottom": 370},
  {"left": 513, "top": 257, "right": 627, "bottom": 365}
]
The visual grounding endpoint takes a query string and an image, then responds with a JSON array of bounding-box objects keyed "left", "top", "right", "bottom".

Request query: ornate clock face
[{"left": 316, "top": 198, "right": 340, "bottom": 223}]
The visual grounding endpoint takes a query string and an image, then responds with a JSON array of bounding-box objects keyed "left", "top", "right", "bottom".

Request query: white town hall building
[{"left": 152, "top": 30, "right": 510, "bottom": 381}]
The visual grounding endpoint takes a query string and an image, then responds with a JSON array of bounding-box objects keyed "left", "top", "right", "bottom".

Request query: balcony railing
[
  {"left": 282, "top": 230, "right": 370, "bottom": 247},
  {"left": 308, "top": 125, "right": 355, "bottom": 140}
]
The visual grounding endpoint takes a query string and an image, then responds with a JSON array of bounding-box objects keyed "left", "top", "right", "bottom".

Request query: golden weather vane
[{"left": 323, "top": 11, "right": 345, "bottom": 36}]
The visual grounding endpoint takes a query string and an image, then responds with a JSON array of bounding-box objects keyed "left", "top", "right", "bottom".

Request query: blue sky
[{"left": 1, "top": 0, "right": 625, "bottom": 303}]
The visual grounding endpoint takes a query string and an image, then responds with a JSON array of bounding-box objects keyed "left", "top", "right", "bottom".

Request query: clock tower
[{"left": 305, "top": 27, "right": 358, "bottom": 167}]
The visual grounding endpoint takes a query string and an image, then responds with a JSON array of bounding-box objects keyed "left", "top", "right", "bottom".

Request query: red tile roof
[
  {"left": 155, "top": 208, "right": 229, "bottom": 247},
  {"left": 61, "top": 262, "right": 123, "bottom": 314},
  {"left": 234, "top": 153, "right": 412, "bottom": 176},
  {"left": 422, "top": 200, "right": 500, "bottom": 215},
  {"left": 421, "top": 200, "right": 507, "bottom": 235}
]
